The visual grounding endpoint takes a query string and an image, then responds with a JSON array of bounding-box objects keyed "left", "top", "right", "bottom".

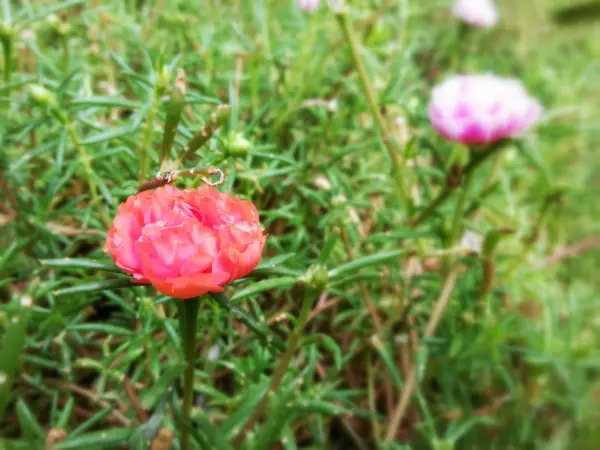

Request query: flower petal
[{"left": 148, "top": 272, "right": 230, "bottom": 299}]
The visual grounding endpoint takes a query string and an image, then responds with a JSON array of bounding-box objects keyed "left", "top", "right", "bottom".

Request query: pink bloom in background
[
  {"left": 105, "top": 185, "right": 266, "bottom": 299},
  {"left": 452, "top": 0, "right": 499, "bottom": 28},
  {"left": 428, "top": 74, "right": 542, "bottom": 146},
  {"left": 298, "top": 0, "right": 320, "bottom": 12}
]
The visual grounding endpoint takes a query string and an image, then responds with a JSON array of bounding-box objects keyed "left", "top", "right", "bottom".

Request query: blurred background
[{"left": 1, "top": 0, "right": 599, "bottom": 449}]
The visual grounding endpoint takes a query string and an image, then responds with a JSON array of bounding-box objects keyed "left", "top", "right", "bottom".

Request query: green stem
[
  {"left": 1, "top": 33, "right": 12, "bottom": 84},
  {"left": 478, "top": 258, "right": 494, "bottom": 302},
  {"left": 139, "top": 86, "right": 161, "bottom": 183},
  {"left": 174, "top": 105, "right": 231, "bottom": 168},
  {"left": 62, "top": 35, "right": 70, "bottom": 72},
  {"left": 180, "top": 299, "right": 200, "bottom": 450},
  {"left": 271, "top": 21, "right": 328, "bottom": 135},
  {"left": 448, "top": 171, "right": 473, "bottom": 248},
  {"left": 59, "top": 114, "right": 110, "bottom": 228},
  {"left": 411, "top": 146, "right": 501, "bottom": 227},
  {"left": 232, "top": 289, "right": 315, "bottom": 446},
  {"left": 443, "top": 171, "right": 472, "bottom": 271},
  {"left": 335, "top": 9, "right": 409, "bottom": 209},
  {"left": 502, "top": 196, "right": 554, "bottom": 279}
]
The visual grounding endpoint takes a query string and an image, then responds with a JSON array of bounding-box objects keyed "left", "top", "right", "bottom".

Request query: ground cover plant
[{"left": 1, "top": 0, "right": 599, "bottom": 449}]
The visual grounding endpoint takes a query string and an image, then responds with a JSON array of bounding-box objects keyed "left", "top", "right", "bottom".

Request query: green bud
[
  {"left": 57, "top": 22, "right": 71, "bottom": 36},
  {"left": 28, "top": 84, "right": 57, "bottom": 107},
  {"left": 299, "top": 264, "right": 329, "bottom": 292},
  {"left": 227, "top": 132, "right": 252, "bottom": 157},
  {"left": 0, "top": 22, "right": 14, "bottom": 39},
  {"left": 46, "top": 14, "right": 60, "bottom": 28},
  {"left": 157, "top": 65, "right": 172, "bottom": 95}
]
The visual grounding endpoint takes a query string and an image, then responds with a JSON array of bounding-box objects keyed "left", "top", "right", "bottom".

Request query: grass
[{"left": 1, "top": 0, "right": 600, "bottom": 449}]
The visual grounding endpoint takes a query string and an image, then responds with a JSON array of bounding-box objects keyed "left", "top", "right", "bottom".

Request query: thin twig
[
  {"left": 331, "top": 1, "right": 394, "bottom": 51},
  {"left": 124, "top": 377, "right": 148, "bottom": 423},
  {"left": 384, "top": 267, "right": 461, "bottom": 442},
  {"left": 307, "top": 295, "right": 343, "bottom": 324},
  {"left": 45, "top": 429, "right": 67, "bottom": 450},
  {"left": 542, "top": 235, "right": 600, "bottom": 267},
  {"left": 49, "top": 379, "right": 131, "bottom": 426}
]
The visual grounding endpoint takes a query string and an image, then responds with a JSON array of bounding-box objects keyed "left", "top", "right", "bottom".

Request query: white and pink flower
[
  {"left": 298, "top": 0, "right": 320, "bottom": 13},
  {"left": 428, "top": 74, "right": 542, "bottom": 146},
  {"left": 452, "top": 0, "right": 499, "bottom": 28}
]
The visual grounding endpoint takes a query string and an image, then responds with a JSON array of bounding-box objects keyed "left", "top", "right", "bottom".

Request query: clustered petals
[
  {"left": 104, "top": 185, "right": 266, "bottom": 299},
  {"left": 428, "top": 74, "right": 542, "bottom": 146},
  {"left": 452, "top": 0, "right": 499, "bottom": 28},
  {"left": 297, "top": 0, "right": 320, "bottom": 13}
]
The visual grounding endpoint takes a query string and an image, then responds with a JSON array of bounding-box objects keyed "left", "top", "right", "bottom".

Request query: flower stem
[
  {"left": 335, "top": 8, "right": 409, "bottom": 209},
  {"left": 180, "top": 299, "right": 200, "bottom": 450},
  {"left": 1, "top": 33, "right": 12, "bottom": 84},
  {"left": 232, "top": 288, "right": 315, "bottom": 446},
  {"left": 62, "top": 35, "right": 70, "bottom": 72},
  {"left": 139, "top": 85, "right": 162, "bottom": 184},
  {"left": 62, "top": 117, "right": 110, "bottom": 228},
  {"left": 411, "top": 146, "right": 500, "bottom": 227},
  {"left": 448, "top": 171, "right": 473, "bottom": 248}
]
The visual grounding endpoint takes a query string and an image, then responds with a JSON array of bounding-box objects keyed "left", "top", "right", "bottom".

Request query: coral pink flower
[
  {"left": 452, "top": 0, "right": 499, "bottom": 28},
  {"left": 428, "top": 74, "right": 542, "bottom": 146},
  {"left": 104, "top": 185, "right": 266, "bottom": 299},
  {"left": 298, "top": 0, "right": 320, "bottom": 12}
]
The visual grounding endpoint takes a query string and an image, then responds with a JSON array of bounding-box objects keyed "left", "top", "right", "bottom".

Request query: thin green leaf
[
  {"left": 255, "top": 253, "right": 295, "bottom": 271},
  {"left": 55, "top": 428, "right": 132, "bottom": 449},
  {"left": 250, "top": 387, "right": 297, "bottom": 450},
  {"left": 303, "top": 334, "right": 343, "bottom": 372},
  {"left": 372, "top": 337, "right": 403, "bottom": 390},
  {"left": 53, "top": 278, "right": 136, "bottom": 296},
  {"left": 16, "top": 399, "right": 44, "bottom": 440},
  {"left": 139, "top": 362, "right": 186, "bottom": 410},
  {"left": 39, "top": 258, "right": 119, "bottom": 273},
  {"left": 70, "top": 323, "right": 134, "bottom": 335},
  {"left": 70, "top": 96, "right": 141, "bottom": 109},
  {"left": 0, "top": 297, "right": 33, "bottom": 421},
  {"left": 19, "top": 0, "right": 87, "bottom": 27},
  {"left": 81, "top": 126, "right": 137, "bottom": 145},
  {"left": 212, "top": 293, "right": 285, "bottom": 352},
  {"left": 328, "top": 250, "right": 405, "bottom": 279},
  {"left": 160, "top": 71, "right": 186, "bottom": 163},
  {"left": 230, "top": 276, "right": 297, "bottom": 302},
  {"left": 219, "top": 378, "right": 271, "bottom": 438}
]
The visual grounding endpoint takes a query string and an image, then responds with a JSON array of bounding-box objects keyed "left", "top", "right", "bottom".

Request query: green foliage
[{"left": 1, "top": 0, "right": 599, "bottom": 448}]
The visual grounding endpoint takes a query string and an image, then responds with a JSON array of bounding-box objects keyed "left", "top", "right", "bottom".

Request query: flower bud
[
  {"left": 46, "top": 14, "right": 60, "bottom": 28},
  {"left": 57, "top": 22, "right": 71, "bottom": 36},
  {"left": 226, "top": 132, "right": 252, "bottom": 157},
  {"left": 157, "top": 65, "right": 172, "bottom": 95},
  {"left": 299, "top": 264, "right": 329, "bottom": 292},
  {"left": 0, "top": 22, "right": 14, "bottom": 39},
  {"left": 28, "top": 84, "right": 57, "bottom": 108}
]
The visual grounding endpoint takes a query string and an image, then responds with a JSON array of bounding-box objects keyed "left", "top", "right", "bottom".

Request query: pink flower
[
  {"left": 298, "top": 0, "right": 320, "bottom": 12},
  {"left": 104, "top": 185, "right": 266, "bottom": 299},
  {"left": 428, "top": 74, "right": 542, "bottom": 146},
  {"left": 452, "top": 0, "right": 499, "bottom": 28}
]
